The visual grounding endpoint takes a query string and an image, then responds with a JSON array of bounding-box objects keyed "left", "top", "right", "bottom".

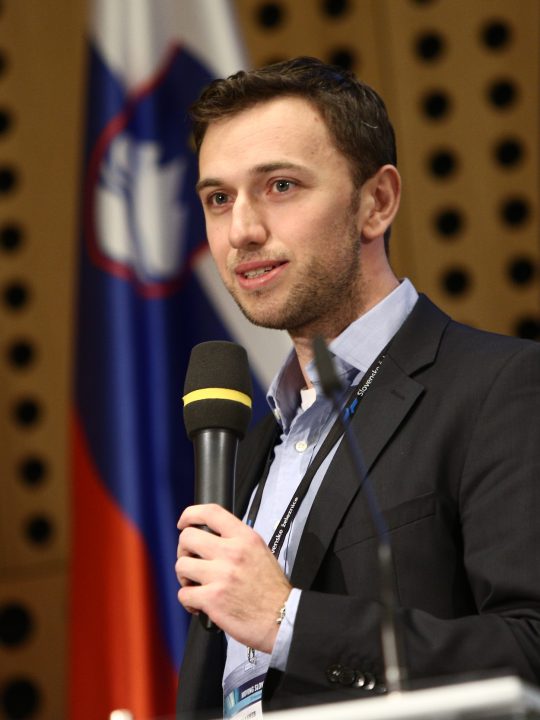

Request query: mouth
[
  {"left": 242, "top": 265, "right": 276, "bottom": 279},
  {"left": 234, "top": 259, "right": 288, "bottom": 290}
]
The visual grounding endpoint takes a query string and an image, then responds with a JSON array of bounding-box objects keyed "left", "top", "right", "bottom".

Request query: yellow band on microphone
[{"left": 182, "top": 387, "right": 252, "bottom": 408}]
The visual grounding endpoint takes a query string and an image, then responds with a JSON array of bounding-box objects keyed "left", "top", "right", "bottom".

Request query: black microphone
[
  {"left": 313, "top": 336, "right": 407, "bottom": 694},
  {"left": 183, "top": 340, "right": 253, "bottom": 632}
]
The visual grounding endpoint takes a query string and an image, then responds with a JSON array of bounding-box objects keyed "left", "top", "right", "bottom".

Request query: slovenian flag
[{"left": 69, "top": 1, "right": 290, "bottom": 718}]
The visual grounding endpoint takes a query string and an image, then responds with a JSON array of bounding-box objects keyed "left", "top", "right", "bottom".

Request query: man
[{"left": 176, "top": 57, "right": 540, "bottom": 718}]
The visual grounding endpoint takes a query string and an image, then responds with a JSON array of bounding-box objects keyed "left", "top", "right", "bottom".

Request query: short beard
[{"left": 225, "top": 198, "right": 364, "bottom": 337}]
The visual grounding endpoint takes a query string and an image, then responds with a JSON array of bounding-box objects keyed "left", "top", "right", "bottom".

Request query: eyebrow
[{"left": 195, "top": 161, "right": 307, "bottom": 194}]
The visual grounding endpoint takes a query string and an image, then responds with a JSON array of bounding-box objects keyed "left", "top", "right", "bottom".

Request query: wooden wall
[{"left": 0, "top": 1, "right": 537, "bottom": 718}]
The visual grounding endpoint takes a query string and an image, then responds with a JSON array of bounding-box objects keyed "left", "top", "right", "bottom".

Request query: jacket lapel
[{"left": 290, "top": 295, "right": 451, "bottom": 588}]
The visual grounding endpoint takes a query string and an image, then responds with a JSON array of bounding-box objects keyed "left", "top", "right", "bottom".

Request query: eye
[
  {"left": 210, "top": 193, "right": 229, "bottom": 205},
  {"left": 272, "top": 179, "right": 296, "bottom": 193},
  {"left": 209, "top": 191, "right": 229, "bottom": 206}
]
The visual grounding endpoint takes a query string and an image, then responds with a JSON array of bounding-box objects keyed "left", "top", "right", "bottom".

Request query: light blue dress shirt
[{"left": 223, "top": 279, "right": 419, "bottom": 694}]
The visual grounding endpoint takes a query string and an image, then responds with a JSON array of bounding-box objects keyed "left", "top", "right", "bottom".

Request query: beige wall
[{"left": 0, "top": 1, "right": 538, "bottom": 717}]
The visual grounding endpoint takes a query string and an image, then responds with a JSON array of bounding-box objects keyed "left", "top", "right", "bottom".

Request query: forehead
[{"left": 198, "top": 96, "right": 341, "bottom": 174}]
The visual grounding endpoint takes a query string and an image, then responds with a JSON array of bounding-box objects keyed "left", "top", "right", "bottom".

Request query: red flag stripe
[{"left": 69, "top": 412, "right": 177, "bottom": 719}]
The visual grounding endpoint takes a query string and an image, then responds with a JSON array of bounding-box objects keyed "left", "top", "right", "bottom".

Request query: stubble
[{"left": 222, "top": 199, "right": 366, "bottom": 338}]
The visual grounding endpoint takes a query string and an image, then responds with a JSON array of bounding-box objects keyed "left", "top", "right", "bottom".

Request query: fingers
[
  {"left": 177, "top": 524, "right": 222, "bottom": 560},
  {"left": 176, "top": 524, "right": 223, "bottom": 594},
  {"left": 175, "top": 547, "right": 213, "bottom": 616},
  {"left": 177, "top": 503, "right": 245, "bottom": 537},
  {"left": 177, "top": 582, "right": 202, "bottom": 616},
  {"left": 178, "top": 584, "right": 207, "bottom": 618},
  {"left": 176, "top": 526, "right": 263, "bottom": 586},
  {"left": 176, "top": 554, "right": 203, "bottom": 587},
  {"left": 174, "top": 504, "right": 295, "bottom": 651}
]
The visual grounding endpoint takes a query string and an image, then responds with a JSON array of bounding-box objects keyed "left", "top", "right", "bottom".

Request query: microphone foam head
[{"left": 183, "top": 341, "right": 253, "bottom": 439}]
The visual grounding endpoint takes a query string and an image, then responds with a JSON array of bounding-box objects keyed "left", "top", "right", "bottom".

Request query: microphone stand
[{"left": 313, "top": 336, "right": 407, "bottom": 694}]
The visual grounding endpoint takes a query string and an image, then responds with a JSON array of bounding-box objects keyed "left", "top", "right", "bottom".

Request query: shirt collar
[{"left": 267, "top": 279, "right": 419, "bottom": 430}]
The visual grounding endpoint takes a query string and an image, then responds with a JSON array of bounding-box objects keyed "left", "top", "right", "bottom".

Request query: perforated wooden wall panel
[
  {"left": 0, "top": 1, "right": 538, "bottom": 718},
  {"left": 235, "top": 0, "right": 539, "bottom": 336},
  {"left": 234, "top": 0, "right": 385, "bottom": 88},
  {"left": 0, "top": 2, "right": 86, "bottom": 718},
  {"left": 378, "top": 0, "right": 539, "bottom": 333}
]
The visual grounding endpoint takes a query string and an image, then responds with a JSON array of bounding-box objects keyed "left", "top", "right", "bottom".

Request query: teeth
[{"left": 244, "top": 266, "right": 273, "bottom": 279}]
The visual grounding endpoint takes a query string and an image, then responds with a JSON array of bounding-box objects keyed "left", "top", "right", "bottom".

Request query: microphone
[
  {"left": 313, "top": 336, "right": 407, "bottom": 694},
  {"left": 183, "top": 341, "right": 253, "bottom": 631}
]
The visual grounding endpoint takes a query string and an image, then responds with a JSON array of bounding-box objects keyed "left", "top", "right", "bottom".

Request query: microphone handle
[{"left": 193, "top": 429, "right": 238, "bottom": 632}]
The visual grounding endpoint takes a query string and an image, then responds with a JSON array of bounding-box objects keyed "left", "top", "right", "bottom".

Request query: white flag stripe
[
  {"left": 91, "top": 0, "right": 176, "bottom": 88},
  {"left": 175, "top": 0, "right": 248, "bottom": 78},
  {"left": 91, "top": 0, "right": 246, "bottom": 88}
]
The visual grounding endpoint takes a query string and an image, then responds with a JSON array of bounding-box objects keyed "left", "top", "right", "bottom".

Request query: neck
[
  {"left": 290, "top": 335, "right": 319, "bottom": 389},
  {"left": 289, "top": 271, "right": 399, "bottom": 388}
]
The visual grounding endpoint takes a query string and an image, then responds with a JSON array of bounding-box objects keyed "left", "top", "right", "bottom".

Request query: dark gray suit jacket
[{"left": 177, "top": 295, "right": 540, "bottom": 718}]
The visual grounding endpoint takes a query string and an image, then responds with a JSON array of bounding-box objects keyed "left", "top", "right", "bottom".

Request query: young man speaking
[{"left": 175, "top": 57, "right": 540, "bottom": 718}]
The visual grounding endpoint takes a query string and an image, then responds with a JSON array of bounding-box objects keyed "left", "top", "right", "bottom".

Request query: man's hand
[{"left": 176, "top": 503, "right": 292, "bottom": 654}]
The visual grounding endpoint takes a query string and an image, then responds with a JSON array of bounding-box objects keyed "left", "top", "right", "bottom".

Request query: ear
[{"left": 359, "top": 165, "right": 401, "bottom": 242}]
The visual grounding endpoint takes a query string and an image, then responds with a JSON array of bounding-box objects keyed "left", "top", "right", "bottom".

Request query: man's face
[{"left": 197, "top": 96, "right": 370, "bottom": 339}]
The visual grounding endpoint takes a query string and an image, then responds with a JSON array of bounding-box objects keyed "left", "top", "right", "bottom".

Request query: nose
[{"left": 229, "top": 195, "right": 268, "bottom": 249}]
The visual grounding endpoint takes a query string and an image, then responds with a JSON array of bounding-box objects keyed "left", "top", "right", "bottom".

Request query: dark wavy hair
[{"left": 190, "top": 56, "right": 397, "bottom": 191}]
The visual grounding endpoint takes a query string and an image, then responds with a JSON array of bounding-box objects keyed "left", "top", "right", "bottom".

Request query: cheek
[
  {"left": 205, "top": 224, "right": 230, "bottom": 268},
  {"left": 273, "top": 201, "right": 330, "bottom": 241},
  {"left": 288, "top": 205, "right": 351, "bottom": 250}
]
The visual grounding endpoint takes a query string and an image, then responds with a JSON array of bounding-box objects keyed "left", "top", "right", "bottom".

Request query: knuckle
[
  {"left": 226, "top": 542, "right": 245, "bottom": 566},
  {"left": 248, "top": 529, "right": 264, "bottom": 549},
  {"left": 222, "top": 563, "right": 239, "bottom": 585},
  {"left": 211, "top": 581, "right": 227, "bottom": 607}
]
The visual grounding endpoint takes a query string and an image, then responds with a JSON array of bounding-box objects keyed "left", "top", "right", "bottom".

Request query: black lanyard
[{"left": 245, "top": 349, "right": 388, "bottom": 560}]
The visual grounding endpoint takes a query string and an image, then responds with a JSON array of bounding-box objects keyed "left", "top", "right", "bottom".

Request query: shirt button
[{"left": 295, "top": 440, "right": 308, "bottom": 452}]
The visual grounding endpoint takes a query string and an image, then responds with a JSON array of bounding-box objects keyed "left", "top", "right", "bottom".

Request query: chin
[
  {"left": 241, "top": 311, "right": 288, "bottom": 331},
  {"left": 234, "top": 301, "right": 289, "bottom": 331}
]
